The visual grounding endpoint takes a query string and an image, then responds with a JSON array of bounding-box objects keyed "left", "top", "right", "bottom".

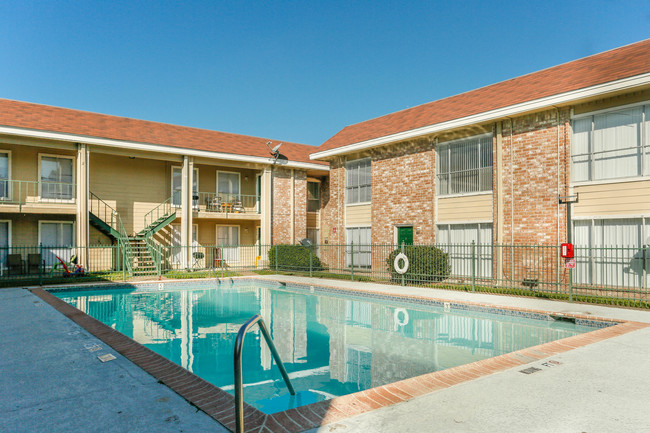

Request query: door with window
[
  {"left": 40, "top": 222, "right": 74, "bottom": 266},
  {"left": 171, "top": 167, "right": 198, "bottom": 207},
  {"left": 0, "top": 152, "right": 9, "bottom": 200},
  {"left": 346, "top": 227, "right": 371, "bottom": 268},
  {"left": 217, "top": 225, "right": 240, "bottom": 262},
  {"left": 0, "top": 221, "right": 9, "bottom": 269},
  {"left": 217, "top": 171, "right": 241, "bottom": 209},
  {"left": 40, "top": 156, "right": 74, "bottom": 200}
]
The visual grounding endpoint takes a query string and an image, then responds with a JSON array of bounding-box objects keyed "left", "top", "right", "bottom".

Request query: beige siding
[
  {"left": 573, "top": 89, "right": 650, "bottom": 115},
  {"left": 307, "top": 212, "right": 319, "bottom": 228},
  {"left": 437, "top": 194, "right": 493, "bottom": 222},
  {"left": 345, "top": 204, "right": 371, "bottom": 226},
  {"left": 90, "top": 154, "right": 169, "bottom": 235},
  {"left": 5, "top": 214, "right": 75, "bottom": 246},
  {"left": 574, "top": 180, "right": 650, "bottom": 217}
]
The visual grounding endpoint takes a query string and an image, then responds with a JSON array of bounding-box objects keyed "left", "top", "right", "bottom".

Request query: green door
[{"left": 397, "top": 226, "right": 413, "bottom": 246}]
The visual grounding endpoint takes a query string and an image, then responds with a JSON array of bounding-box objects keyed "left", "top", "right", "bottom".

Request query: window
[
  {"left": 0, "top": 152, "right": 9, "bottom": 199},
  {"left": 307, "top": 181, "right": 320, "bottom": 212},
  {"left": 40, "top": 155, "right": 74, "bottom": 200},
  {"left": 171, "top": 167, "right": 198, "bottom": 207},
  {"left": 39, "top": 221, "right": 74, "bottom": 266},
  {"left": 574, "top": 218, "right": 650, "bottom": 287},
  {"left": 345, "top": 227, "right": 371, "bottom": 267},
  {"left": 437, "top": 223, "right": 493, "bottom": 277},
  {"left": 572, "top": 104, "right": 650, "bottom": 182},
  {"left": 437, "top": 134, "right": 492, "bottom": 196},
  {"left": 346, "top": 159, "right": 371, "bottom": 204}
]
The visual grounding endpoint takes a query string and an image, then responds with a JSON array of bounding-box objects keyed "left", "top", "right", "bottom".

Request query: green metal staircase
[{"left": 89, "top": 194, "right": 176, "bottom": 277}]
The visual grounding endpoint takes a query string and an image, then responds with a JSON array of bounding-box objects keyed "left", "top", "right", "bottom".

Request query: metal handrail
[
  {"left": 143, "top": 196, "right": 173, "bottom": 230},
  {"left": 89, "top": 192, "right": 133, "bottom": 275},
  {"left": 234, "top": 315, "right": 295, "bottom": 433}
]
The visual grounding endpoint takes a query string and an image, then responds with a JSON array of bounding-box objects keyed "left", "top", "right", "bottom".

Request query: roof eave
[{"left": 310, "top": 72, "right": 650, "bottom": 160}]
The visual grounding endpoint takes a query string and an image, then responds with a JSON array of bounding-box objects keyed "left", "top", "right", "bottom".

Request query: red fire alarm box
[{"left": 560, "top": 243, "right": 574, "bottom": 258}]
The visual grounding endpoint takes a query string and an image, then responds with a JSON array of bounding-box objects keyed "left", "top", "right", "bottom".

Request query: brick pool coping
[{"left": 30, "top": 284, "right": 650, "bottom": 433}]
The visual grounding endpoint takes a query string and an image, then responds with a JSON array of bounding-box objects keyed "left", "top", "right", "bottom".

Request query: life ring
[
  {"left": 394, "top": 252, "right": 409, "bottom": 274},
  {"left": 394, "top": 308, "right": 409, "bottom": 327}
]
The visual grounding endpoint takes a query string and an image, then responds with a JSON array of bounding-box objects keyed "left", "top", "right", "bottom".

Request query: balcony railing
[
  {"left": 173, "top": 192, "right": 260, "bottom": 214},
  {"left": 0, "top": 180, "right": 76, "bottom": 210}
]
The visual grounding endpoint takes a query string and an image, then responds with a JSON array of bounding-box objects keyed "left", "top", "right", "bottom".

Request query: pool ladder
[{"left": 234, "top": 315, "right": 295, "bottom": 433}]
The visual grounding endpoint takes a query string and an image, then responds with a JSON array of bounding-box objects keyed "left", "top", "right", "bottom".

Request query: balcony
[
  {"left": 0, "top": 180, "right": 76, "bottom": 213},
  {"left": 171, "top": 192, "right": 261, "bottom": 219}
]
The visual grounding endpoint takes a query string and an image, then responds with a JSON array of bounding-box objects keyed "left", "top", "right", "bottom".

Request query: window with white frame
[
  {"left": 217, "top": 225, "right": 240, "bottom": 262},
  {"left": 345, "top": 226, "right": 371, "bottom": 267},
  {"left": 307, "top": 181, "right": 320, "bottom": 212},
  {"left": 346, "top": 159, "right": 371, "bottom": 204},
  {"left": 437, "top": 134, "right": 493, "bottom": 196},
  {"left": 0, "top": 152, "right": 9, "bottom": 199},
  {"left": 572, "top": 104, "right": 650, "bottom": 182},
  {"left": 40, "top": 155, "right": 74, "bottom": 200},
  {"left": 437, "top": 223, "right": 493, "bottom": 277},
  {"left": 217, "top": 171, "right": 241, "bottom": 203},
  {"left": 39, "top": 221, "right": 74, "bottom": 266},
  {"left": 574, "top": 217, "right": 650, "bottom": 288}
]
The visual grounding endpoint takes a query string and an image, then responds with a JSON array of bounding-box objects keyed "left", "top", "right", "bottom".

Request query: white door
[
  {"left": 217, "top": 226, "right": 239, "bottom": 262},
  {"left": 0, "top": 221, "right": 9, "bottom": 269},
  {"left": 171, "top": 167, "right": 198, "bottom": 207}
]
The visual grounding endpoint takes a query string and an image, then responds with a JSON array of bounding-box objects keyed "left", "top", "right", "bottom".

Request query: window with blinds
[
  {"left": 437, "top": 134, "right": 493, "bottom": 196},
  {"left": 346, "top": 158, "right": 371, "bottom": 204},
  {"left": 572, "top": 104, "right": 650, "bottom": 182}
]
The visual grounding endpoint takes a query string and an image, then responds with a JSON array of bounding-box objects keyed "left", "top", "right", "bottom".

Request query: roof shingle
[
  {"left": 317, "top": 39, "right": 650, "bottom": 154},
  {"left": 0, "top": 99, "right": 326, "bottom": 166}
]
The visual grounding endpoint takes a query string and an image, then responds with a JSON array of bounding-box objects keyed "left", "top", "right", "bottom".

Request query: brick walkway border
[{"left": 30, "top": 285, "right": 649, "bottom": 433}]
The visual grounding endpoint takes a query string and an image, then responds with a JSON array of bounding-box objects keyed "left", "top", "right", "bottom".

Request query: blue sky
[{"left": 1, "top": 1, "right": 649, "bottom": 146}]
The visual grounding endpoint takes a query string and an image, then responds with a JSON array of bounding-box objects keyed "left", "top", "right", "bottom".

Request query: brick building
[{"left": 311, "top": 39, "right": 650, "bottom": 285}]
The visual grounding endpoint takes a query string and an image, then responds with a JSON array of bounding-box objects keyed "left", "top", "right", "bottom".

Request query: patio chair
[
  {"left": 7, "top": 254, "right": 24, "bottom": 275},
  {"left": 192, "top": 251, "right": 204, "bottom": 268},
  {"left": 28, "top": 253, "right": 44, "bottom": 274},
  {"left": 232, "top": 196, "right": 245, "bottom": 213}
]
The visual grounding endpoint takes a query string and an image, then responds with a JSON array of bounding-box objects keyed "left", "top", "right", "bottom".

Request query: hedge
[
  {"left": 269, "top": 244, "right": 323, "bottom": 272},
  {"left": 386, "top": 245, "right": 450, "bottom": 283}
]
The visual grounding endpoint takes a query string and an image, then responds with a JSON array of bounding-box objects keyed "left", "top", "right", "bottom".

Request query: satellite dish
[
  {"left": 271, "top": 143, "right": 282, "bottom": 154},
  {"left": 300, "top": 238, "right": 312, "bottom": 246}
]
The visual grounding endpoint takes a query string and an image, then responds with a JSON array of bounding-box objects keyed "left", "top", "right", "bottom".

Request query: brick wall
[
  {"left": 272, "top": 167, "right": 308, "bottom": 244},
  {"left": 371, "top": 138, "right": 435, "bottom": 245}
]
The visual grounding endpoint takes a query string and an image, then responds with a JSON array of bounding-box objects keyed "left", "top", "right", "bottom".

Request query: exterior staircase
[{"left": 89, "top": 193, "right": 175, "bottom": 277}]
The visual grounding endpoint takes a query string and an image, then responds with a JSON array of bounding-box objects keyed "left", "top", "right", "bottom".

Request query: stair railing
[
  {"left": 90, "top": 192, "right": 132, "bottom": 275},
  {"left": 144, "top": 236, "right": 163, "bottom": 276},
  {"left": 143, "top": 195, "right": 173, "bottom": 233}
]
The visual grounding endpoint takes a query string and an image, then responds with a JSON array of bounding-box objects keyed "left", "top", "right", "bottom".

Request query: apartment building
[
  {"left": 0, "top": 100, "right": 327, "bottom": 273},
  {"left": 310, "top": 39, "right": 650, "bottom": 285}
]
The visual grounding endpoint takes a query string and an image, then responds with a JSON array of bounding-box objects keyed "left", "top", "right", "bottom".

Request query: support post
[
  {"left": 350, "top": 241, "right": 354, "bottom": 281},
  {"left": 471, "top": 241, "right": 476, "bottom": 293},
  {"left": 559, "top": 194, "right": 578, "bottom": 302}
]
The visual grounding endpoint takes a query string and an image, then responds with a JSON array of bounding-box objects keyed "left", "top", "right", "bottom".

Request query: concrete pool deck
[{"left": 2, "top": 276, "right": 650, "bottom": 432}]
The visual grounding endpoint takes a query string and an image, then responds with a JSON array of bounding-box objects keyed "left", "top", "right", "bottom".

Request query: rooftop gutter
[
  {"left": 310, "top": 72, "right": 650, "bottom": 160},
  {"left": 0, "top": 125, "right": 328, "bottom": 171}
]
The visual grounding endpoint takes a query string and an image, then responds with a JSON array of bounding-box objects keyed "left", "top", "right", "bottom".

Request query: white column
[
  {"left": 76, "top": 143, "right": 89, "bottom": 266},
  {"left": 180, "top": 156, "right": 193, "bottom": 268}
]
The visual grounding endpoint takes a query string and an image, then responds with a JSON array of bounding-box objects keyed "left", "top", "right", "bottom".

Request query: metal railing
[
  {"left": 2, "top": 241, "right": 649, "bottom": 308},
  {"left": 143, "top": 196, "right": 173, "bottom": 230},
  {"left": 0, "top": 179, "right": 76, "bottom": 210},
  {"left": 193, "top": 192, "right": 260, "bottom": 214},
  {"left": 89, "top": 192, "right": 133, "bottom": 276},
  {"left": 234, "top": 315, "right": 295, "bottom": 433}
]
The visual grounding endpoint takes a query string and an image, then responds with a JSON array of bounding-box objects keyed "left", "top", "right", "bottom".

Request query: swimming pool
[{"left": 53, "top": 279, "right": 605, "bottom": 414}]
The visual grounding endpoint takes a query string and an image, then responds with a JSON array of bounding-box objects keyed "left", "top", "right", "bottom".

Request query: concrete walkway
[
  {"left": 2, "top": 277, "right": 650, "bottom": 432},
  {"left": 0, "top": 287, "right": 226, "bottom": 433}
]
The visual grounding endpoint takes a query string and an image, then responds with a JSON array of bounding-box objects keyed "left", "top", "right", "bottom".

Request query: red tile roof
[
  {"left": 0, "top": 99, "right": 326, "bottom": 166},
  {"left": 317, "top": 39, "right": 650, "bottom": 154}
]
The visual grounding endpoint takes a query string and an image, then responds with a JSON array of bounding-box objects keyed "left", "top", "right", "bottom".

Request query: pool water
[{"left": 55, "top": 281, "right": 597, "bottom": 414}]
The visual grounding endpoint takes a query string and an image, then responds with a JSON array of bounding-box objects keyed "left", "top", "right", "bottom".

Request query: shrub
[
  {"left": 386, "top": 245, "right": 450, "bottom": 283},
  {"left": 268, "top": 244, "right": 323, "bottom": 272}
]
